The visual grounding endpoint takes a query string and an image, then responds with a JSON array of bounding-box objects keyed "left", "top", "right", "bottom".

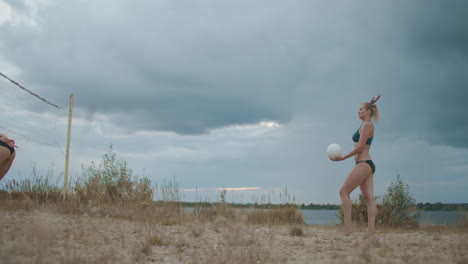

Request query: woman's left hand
[
  {"left": 8, "top": 139, "right": 18, "bottom": 148},
  {"left": 1, "top": 135, "right": 18, "bottom": 148},
  {"left": 330, "top": 156, "right": 345, "bottom": 161}
]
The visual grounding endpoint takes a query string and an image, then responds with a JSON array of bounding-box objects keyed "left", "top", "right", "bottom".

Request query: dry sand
[{"left": 1, "top": 209, "right": 467, "bottom": 264}]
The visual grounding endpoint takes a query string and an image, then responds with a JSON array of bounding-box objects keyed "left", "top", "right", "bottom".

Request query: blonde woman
[
  {"left": 331, "top": 95, "right": 381, "bottom": 236},
  {"left": 0, "top": 133, "right": 17, "bottom": 181}
]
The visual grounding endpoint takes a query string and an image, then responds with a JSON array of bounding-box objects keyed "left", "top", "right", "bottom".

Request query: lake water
[
  {"left": 184, "top": 207, "right": 466, "bottom": 226},
  {"left": 301, "top": 210, "right": 467, "bottom": 226}
]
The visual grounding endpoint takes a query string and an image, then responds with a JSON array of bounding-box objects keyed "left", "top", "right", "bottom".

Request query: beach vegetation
[{"left": 338, "top": 174, "right": 419, "bottom": 228}]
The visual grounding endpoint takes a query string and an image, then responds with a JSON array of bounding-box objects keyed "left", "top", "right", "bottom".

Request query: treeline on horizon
[
  {"left": 416, "top": 202, "right": 468, "bottom": 211},
  {"left": 175, "top": 201, "right": 468, "bottom": 211}
]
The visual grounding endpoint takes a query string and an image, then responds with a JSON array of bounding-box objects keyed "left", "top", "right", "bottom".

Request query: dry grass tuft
[
  {"left": 247, "top": 205, "right": 304, "bottom": 225},
  {"left": 148, "top": 234, "right": 171, "bottom": 247},
  {"left": 289, "top": 225, "right": 304, "bottom": 236}
]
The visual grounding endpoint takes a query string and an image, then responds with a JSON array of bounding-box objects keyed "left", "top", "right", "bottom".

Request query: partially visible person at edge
[
  {"left": 0, "top": 133, "right": 17, "bottom": 181},
  {"left": 331, "top": 95, "right": 381, "bottom": 237}
]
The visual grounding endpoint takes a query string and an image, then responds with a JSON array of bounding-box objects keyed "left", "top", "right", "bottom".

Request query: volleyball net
[{"left": 0, "top": 71, "right": 67, "bottom": 153}]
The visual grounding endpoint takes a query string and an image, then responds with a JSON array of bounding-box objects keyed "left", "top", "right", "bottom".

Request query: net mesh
[{"left": 0, "top": 72, "right": 67, "bottom": 154}]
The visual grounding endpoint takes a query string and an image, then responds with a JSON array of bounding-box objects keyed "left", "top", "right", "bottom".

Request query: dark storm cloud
[
  {"left": 376, "top": 0, "right": 468, "bottom": 148},
  {"left": 1, "top": 0, "right": 467, "bottom": 145},
  {"left": 1, "top": 0, "right": 310, "bottom": 134}
]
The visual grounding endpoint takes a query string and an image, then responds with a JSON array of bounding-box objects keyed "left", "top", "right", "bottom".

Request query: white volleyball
[{"left": 327, "top": 144, "right": 342, "bottom": 159}]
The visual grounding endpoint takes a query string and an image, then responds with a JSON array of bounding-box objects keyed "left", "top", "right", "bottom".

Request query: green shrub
[
  {"left": 73, "top": 145, "right": 153, "bottom": 204},
  {"left": 378, "top": 174, "right": 419, "bottom": 228}
]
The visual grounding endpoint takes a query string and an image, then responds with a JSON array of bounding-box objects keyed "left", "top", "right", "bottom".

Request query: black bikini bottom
[
  {"left": 356, "top": 160, "right": 375, "bottom": 174},
  {"left": 0, "top": 141, "right": 14, "bottom": 155}
]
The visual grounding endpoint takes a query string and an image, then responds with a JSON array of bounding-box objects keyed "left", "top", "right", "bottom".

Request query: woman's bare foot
[
  {"left": 363, "top": 230, "right": 375, "bottom": 240},
  {"left": 342, "top": 226, "right": 352, "bottom": 236}
]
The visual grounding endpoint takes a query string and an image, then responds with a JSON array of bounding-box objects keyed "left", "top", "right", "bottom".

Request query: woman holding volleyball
[{"left": 331, "top": 95, "right": 380, "bottom": 236}]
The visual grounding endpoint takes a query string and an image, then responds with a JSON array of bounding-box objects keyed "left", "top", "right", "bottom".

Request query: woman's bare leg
[
  {"left": 360, "top": 173, "right": 376, "bottom": 235},
  {"left": 0, "top": 151, "right": 15, "bottom": 181},
  {"left": 339, "top": 163, "right": 372, "bottom": 235}
]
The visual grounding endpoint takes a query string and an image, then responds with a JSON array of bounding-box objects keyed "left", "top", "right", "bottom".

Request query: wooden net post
[{"left": 62, "top": 94, "right": 74, "bottom": 200}]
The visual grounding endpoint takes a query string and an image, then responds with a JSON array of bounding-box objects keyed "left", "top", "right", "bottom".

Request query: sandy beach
[{"left": 1, "top": 207, "right": 467, "bottom": 264}]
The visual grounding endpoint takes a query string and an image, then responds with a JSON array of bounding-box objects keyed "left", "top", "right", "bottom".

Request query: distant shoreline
[{"left": 175, "top": 201, "right": 468, "bottom": 211}]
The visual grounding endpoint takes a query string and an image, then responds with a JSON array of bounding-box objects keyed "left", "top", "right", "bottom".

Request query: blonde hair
[{"left": 362, "top": 102, "right": 380, "bottom": 122}]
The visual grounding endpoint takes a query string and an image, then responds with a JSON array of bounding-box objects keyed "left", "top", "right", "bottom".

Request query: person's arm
[{"left": 332, "top": 123, "right": 372, "bottom": 161}]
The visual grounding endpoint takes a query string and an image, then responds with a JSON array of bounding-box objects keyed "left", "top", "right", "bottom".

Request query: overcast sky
[{"left": 1, "top": 0, "right": 467, "bottom": 204}]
